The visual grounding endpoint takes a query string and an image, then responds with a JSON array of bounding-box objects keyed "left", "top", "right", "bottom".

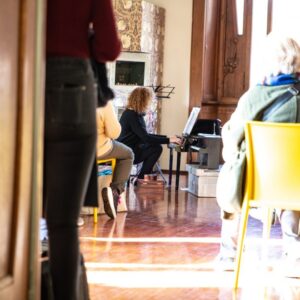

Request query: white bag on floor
[{"left": 81, "top": 162, "right": 127, "bottom": 215}]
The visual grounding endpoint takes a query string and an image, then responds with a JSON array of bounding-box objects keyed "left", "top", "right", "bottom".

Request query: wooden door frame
[
  {"left": 0, "top": 0, "right": 45, "bottom": 299},
  {"left": 27, "top": 0, "right": 46, "bottom": 299}
]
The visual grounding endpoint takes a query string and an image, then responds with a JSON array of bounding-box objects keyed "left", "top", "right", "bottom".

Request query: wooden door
[
  {"left": 0, "top": 0, "right": 45, "bottom": 299},
  {"left": 190, "top": 0, "right": 253, "bottom": 123}
]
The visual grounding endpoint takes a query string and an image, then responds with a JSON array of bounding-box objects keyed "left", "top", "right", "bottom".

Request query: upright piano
[{"left": 168, "top": 119, "right": 222, "bottom": 190}]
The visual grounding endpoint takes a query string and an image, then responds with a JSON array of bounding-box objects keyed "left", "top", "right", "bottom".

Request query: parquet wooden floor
[{"left": 79, "top": 175, "right": 300, "bottom": 300}]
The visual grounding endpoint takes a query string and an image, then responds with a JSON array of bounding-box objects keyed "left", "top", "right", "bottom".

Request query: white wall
[{"left": 146, "top": 0, "right": 193, "bottom": 170}]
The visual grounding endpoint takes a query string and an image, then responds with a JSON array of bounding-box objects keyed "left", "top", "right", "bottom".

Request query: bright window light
[
  {"left": 80, "top": 236, "right": 283, "bottom": 245},
  {"left": 236, "top": 0, "right": 245, "bottom": 35},
  {"left": 81, "top": 236, "right": 288, "bottom": 288},
  {"left": 250, "top": 0, "right": 268, "bottom": 86},
  {"left": 250, "top": 0, "right": 300, "bottom": 86},
  {"left": 86, "top": 269, "right": 300, "bottom": 288},
  {"left": 272, "top": 0, "right": 300, "bottom": 43}
]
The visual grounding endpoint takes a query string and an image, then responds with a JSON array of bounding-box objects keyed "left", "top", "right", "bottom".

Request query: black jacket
[{"left": 118, "top": 109, "right": 169, "bottom": 150}]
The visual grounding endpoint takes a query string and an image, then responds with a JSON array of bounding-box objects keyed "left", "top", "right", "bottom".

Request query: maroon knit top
[{"left": 46, "top": 0, "right": 121, "bottom": 62}]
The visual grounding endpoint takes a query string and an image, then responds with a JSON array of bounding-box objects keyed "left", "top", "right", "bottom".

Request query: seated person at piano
[{"left": 117, "top": 87, "right": 181, "bottom": 180}]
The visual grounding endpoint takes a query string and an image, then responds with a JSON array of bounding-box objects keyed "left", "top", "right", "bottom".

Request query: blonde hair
[
  {"left": 126, "top": 87, "right": 153, "bottom": 114},
  {"left": 263, "top": 33, "right": 300, "bottom": 76}
]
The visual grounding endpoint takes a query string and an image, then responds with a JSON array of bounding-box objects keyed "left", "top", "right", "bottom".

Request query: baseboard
[{"left": 161, "top": 170, "right": 188, "bottom": 175}]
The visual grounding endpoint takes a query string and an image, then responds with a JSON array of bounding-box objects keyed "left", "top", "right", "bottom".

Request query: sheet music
[{"left": 182, "top": 107, "right": 201, "bottom": 136}]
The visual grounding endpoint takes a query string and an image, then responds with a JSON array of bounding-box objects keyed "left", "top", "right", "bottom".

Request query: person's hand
[{"left": 169, "top": 136, "right": 182, "bottom": 145}]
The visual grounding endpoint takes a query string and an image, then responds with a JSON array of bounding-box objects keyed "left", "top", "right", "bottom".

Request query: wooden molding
[
  {"left": 189, "top": 0, "right": 206, "bottom": 113},
  {"left": 267, "top": 0, "right": 273, "bottom": 34},
  {"left": 190, "top": 0, "right": 253, "bottom": 124}
]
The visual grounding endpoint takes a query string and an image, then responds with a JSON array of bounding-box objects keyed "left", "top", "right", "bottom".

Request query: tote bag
[{"left": 216, "top": 142, "right": 246, "bottom": 213}]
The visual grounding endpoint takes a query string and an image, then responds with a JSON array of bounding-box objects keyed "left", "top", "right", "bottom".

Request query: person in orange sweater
[{"left": 97, "top": 98, "right": 134, "bottom": 219}]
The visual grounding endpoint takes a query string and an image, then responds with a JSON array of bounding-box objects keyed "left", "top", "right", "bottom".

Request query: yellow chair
[
  {"left": 234, "top": 121, "right": 300, "bottom": 289},
  {"left": 93, "top": 158, "right": 116, "bottom": 224}
]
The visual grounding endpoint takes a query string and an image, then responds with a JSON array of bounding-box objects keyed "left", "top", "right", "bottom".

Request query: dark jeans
[
  {"left": 133, "top": 144, "right": 163, "bottom": 178},
  {"left": 44, "top": 57, "right": 97, "bottom": 300}
]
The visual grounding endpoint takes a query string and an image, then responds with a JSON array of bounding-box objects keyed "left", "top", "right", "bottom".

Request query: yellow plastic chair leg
[
  {"left": 234, "top": 202, "right": 250, "bottom": 289},
  {"left": 93, "top": 208, "right": 98, "bottom": 224}
]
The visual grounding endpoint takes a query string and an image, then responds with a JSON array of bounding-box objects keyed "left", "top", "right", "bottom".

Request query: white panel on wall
[{"left": 145, "top": 0, "right": 193, "bottom": 171}]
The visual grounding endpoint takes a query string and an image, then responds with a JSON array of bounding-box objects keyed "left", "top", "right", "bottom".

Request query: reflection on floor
[{"left": 79, "top": 175, "right": 300, "bottom": 300}]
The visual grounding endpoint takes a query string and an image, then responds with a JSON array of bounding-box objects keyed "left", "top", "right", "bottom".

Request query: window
[{"left": 250, "top": 0, "right": 300, "bottom": 86}]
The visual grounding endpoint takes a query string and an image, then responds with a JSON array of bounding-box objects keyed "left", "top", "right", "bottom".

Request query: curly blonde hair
[{"left": 126, "top": 87, "right": 153, "bottom": 114}]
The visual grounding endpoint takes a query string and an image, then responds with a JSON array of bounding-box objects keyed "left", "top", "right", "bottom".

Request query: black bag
[
  {"left": 216, "top": 141, "right": 246, "bottom": 214},
  {"left": 89, "top": 28, "right": 114, "bottom": 108},
  {"left": 41, "top": 253, "right": 90, "bottom": 300},
  {"left": 91, "top": 59, "right": 115, "bottom": 107},
  {"left": 83, "top": 158, "right": 99, "bottom": 208}
]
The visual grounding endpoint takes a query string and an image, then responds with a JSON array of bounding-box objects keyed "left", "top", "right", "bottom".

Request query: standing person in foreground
[
  {"left": 44, "top": 0, "right": 121, "bottom": 299},
  {"left": 117, "top": 87, "right": 181, "bottom": 182},
  {"left": 216, "top": 33, "right": 300, "bottom": 276}
]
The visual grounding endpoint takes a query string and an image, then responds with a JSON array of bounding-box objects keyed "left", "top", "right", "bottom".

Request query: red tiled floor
[{"left": 79, "top": 175, "right": 300, "bottom": 300}]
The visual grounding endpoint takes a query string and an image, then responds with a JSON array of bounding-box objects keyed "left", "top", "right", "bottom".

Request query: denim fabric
[
  {"left": 44, "top": 57, "right": 97, "bottom": 300},
  {"left": 219, "top": 210, "right": 300, "bottom": 260},
  {"left": 280, "top": 210, "right": 300, "bottom": 258},
  {"left": 219, "top": 216, "right": 240, "bottom": 259}
]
